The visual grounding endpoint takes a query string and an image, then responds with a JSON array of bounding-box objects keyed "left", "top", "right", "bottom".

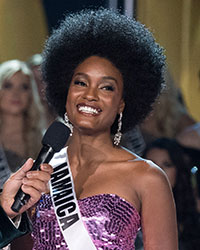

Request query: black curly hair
[{"left": 41, "top": 8, "right": 166, "bottom": 134}]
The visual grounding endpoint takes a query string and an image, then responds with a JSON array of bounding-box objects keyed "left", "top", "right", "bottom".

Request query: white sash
[{"left": 49, "top": 147, "right": 97, "bottom": 250}]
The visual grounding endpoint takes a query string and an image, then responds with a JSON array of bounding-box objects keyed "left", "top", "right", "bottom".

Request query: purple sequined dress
[{"left": 31, "top": 193, "right": 141, "bottom": 250}]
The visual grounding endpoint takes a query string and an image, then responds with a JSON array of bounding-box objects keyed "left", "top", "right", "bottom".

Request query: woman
[
  {"left": 0, "top": 60, "right": 46, "bottom": 174},
  {"left": 1, "top": 8, "right": 178, "bottom": 249},
  {"left": 29, "top": 8, "right": 178, "bottom": 250},
  {"left": 143, "top": 137, "right": 200, "bottom": 250}
]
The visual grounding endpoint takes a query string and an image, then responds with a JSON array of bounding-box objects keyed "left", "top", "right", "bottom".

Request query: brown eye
[
  {"left": 74, "top": 81, "right": 87, "bottom": 87},
  {"left": 101, "top": 85, "right": 114, "bottom": 91},
  {"left": 21, "top": 83, "right": 30, "bottom": 91},
  {"left": 2, "top": 81, "right": 13, "bottom": 89}
]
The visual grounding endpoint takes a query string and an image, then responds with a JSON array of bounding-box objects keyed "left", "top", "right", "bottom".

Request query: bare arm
[
  {"left": 139, "top": 162, "right": 178, "bottom": 250},
  {"left": 0, "top": 158, "right": 53, "bottom": 218}
]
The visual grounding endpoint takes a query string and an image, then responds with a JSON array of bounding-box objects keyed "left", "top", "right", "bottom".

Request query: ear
[{"left": 118, "top": 98, "right": 125, "bottom": 114}]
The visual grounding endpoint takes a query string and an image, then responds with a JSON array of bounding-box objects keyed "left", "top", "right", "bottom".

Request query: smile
[{"left": 77, "top": 105, "right": 102, "bottom": 115}]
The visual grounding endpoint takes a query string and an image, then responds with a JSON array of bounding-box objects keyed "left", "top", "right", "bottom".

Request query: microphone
[{"left": 11, "top": 120, "right": 71, "bottom": 213}]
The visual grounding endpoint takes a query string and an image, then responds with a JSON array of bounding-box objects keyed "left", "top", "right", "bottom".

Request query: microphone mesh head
[{"left": 42, "top": 121, "right": 71, "bottom": 152}]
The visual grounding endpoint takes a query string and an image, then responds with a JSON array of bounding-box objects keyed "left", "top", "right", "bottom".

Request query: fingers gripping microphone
[{"left": 11, "top": 121, "right": 71, "bottom": 213}]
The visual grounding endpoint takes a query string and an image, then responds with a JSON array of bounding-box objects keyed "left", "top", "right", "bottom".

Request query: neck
[{"left": 67, "top": 129, "right": 114, "bottom": 165}]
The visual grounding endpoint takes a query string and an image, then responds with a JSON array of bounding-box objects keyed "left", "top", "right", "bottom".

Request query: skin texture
[{"left": 65, "top": 56, "right": 178, "bottom": 250}]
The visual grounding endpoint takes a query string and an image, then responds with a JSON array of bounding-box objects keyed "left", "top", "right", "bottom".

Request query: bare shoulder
[
  {"left": 134, "top": 159, "right": 172, "bottom": 198},
  {"left": 114, "top": 147, "right": 170, "bottom": 188},
  {"left": 126, "top": 157, "right": 175, "bottom": 214},
  {"left": 119, "top": 146, "right": 168, "bottom": 182},
  {"left": 118, "top": 148, "right": 171, "bottom": 198},
  {"left": 134, "top": 159, "right": 169, "bottom": 186}
]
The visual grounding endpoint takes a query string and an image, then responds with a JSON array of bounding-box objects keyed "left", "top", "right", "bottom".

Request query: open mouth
[{"left": 77, "top": 104, "right": 102, "bottom": 115}]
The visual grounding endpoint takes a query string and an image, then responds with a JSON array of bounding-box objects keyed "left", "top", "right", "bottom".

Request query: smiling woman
[
  {"left": 66, "top": 56, "right": 125, "bottom": 135},
  {"left": 0, "top": 8, "right": 178, "bottom": 250}
]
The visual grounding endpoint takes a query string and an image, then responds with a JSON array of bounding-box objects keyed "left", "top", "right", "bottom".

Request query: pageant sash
[{"left": 49, "top": 147, "right": 96, "bottom": 250}]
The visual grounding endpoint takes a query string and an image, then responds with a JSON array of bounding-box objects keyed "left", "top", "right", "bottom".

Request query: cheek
[
  {"left": 165, "top": 168, "right": 176, "bottom": 187},
  {"left": 65, "top": 91, "right": 76, "bottom": 115},
  {"left": 23, "top": 92, "right": 31, "bottom": 104},
  {"left": 103, "top": 94, "right": 121, "bottom": 109},
  {"left": 0, "top": 90, "right": 9, "bottom": 99},
  {"left": 22, "top": 93, "right": 32, "bottom": 110},
  {"left": 65, "top": 101, "right": 70, "bottom": 114},
  {"left": 0, "top": 99, "right": 3, "bottom": 110},
  {"left": 66, "top": 91, "right": 71, "bottom": 110},
  {"left": 0, "top": 94, "right": 9, "bottom": 108}
]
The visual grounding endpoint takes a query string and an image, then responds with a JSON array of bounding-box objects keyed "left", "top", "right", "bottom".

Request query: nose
[
  {"left": 11, "top": 86, "right": 25, "bottom": 98},
  {"left": 83, "top": 86, "right": 99, "bottom": 101},
  {"left": 12, "top": 87, "right": 21, "bottom": 96}
]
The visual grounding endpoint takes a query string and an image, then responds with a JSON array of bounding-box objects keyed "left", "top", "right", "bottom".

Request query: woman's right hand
[{"left": 0, "top": 158, "right": 53, "bottom": 218}]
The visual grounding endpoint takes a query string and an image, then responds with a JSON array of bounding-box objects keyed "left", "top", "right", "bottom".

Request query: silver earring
[
  {"left": 64, "top": 112, "right": 73, "bottom": 136},
  {"left": 113, "top": 112, "right": 122, "bottom": 146}
]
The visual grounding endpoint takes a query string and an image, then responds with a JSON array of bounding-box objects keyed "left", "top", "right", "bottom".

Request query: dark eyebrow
[
  {"left": 102, "top": 76, "right": 118, "bottom": 84},
  {"left": 72, "top": 72, "right": 88, "bottom": 80},
  {"left": 73, "top": 72, "right": 87, "bottom": 77},
  {"left": 73, "top": 73, "right": 118, "bottom": 84}
]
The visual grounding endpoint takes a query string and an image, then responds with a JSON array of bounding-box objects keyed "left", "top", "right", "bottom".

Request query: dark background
[{"left": 42, "top": 0, "right": 131, "bottom": 33}]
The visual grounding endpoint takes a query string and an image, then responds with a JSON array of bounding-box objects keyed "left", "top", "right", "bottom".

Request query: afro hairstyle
[{"left": 41, "top": 8, "right": 166, "bottom": 134}]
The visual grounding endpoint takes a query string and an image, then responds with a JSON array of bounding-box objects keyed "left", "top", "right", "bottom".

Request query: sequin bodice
[{"left": 32, "top": 194, "right": 141, "bottom": 250}]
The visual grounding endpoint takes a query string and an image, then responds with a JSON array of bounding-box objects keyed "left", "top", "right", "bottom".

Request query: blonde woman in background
[{"left": 0, "top": 59, "right": 46, "bottom": 177}]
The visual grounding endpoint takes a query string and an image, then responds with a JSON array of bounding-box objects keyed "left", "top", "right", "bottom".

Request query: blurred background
[{"left": 0, "top": 0, "right": 199, "bottom": 121}]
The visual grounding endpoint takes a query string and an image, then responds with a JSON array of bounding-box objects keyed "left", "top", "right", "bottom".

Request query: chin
[
  {"left": 75, "top": 123, "right": 99, "bottom": 135},
  {"left": 78, "top": 124, "right": 96, "bottom": 133},
  {"left": 6, "top": 109, "right": 25, "bottom": 116}
]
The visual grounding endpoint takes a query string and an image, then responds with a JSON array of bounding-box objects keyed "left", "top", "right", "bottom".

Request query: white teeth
[{"left": 78, "top": 106, "right": 99, "bottom": 114}]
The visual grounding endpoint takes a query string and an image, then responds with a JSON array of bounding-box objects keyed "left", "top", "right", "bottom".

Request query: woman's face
[
  {"left": 145, "top": 148, "right": 176, "bottom": 188},
  {"left": 0, "top": 71, "right": 31, "bottom": 116},
  {"left": 66, "top": 56, "right": 125, "bottom": 134}
]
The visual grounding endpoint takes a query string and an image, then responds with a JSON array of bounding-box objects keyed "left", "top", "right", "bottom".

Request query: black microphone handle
[{"left": 11, "top": 145, "right": 55, "bottom": 213}]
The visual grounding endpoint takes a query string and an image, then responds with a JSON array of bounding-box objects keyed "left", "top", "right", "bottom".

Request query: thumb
[{"left": 12, "top": 158, "right": 34, "bottom": 180}]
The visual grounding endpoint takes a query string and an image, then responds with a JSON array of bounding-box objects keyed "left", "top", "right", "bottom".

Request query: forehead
[
  {"left": 74, "top": 56, "right": 123, "bottom": 82},
  {"left": 6, "top": 71, "right": 30, "bottom": 83}
]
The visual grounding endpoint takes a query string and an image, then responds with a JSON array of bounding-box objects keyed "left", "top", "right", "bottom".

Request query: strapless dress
[{"left": 31, "top": 193, "right": 141, "bottom": 250}]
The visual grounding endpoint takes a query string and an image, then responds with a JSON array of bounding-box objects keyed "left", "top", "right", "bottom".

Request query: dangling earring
[
  {"left": 113, "top": 112, "right": 122, "bottom": 146},
  {"left": 64, "top": 112, "right": 73, "bottom": 136}
]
